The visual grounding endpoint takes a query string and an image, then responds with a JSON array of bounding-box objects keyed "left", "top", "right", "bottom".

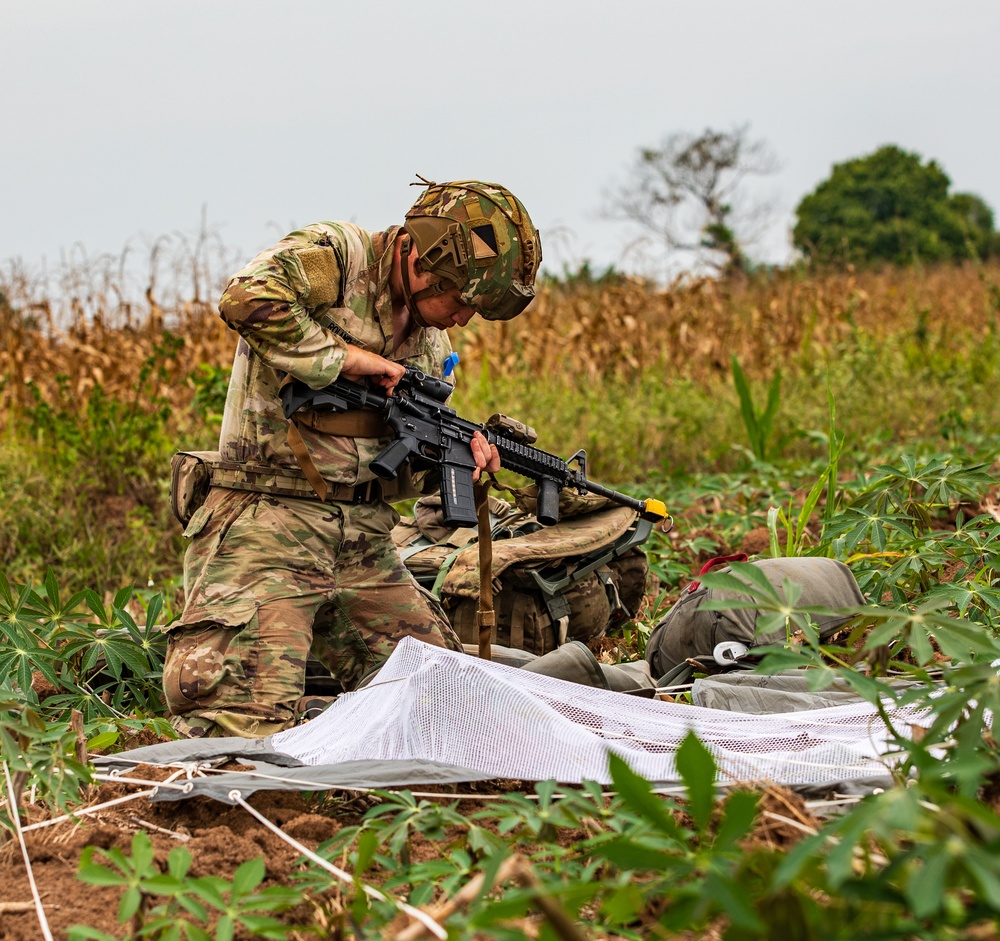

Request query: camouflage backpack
[{"left": 393, "top": 490, "right": 653, "bottom": 656}]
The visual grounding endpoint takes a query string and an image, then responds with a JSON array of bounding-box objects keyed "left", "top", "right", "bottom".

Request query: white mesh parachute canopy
[{"left": 271, "top": 636, "right": 923, "bottom": 788}]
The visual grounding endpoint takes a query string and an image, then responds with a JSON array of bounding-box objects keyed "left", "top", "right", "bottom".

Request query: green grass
[{"left": 450, "top": 321, "right": 1000, "bottom": 484}]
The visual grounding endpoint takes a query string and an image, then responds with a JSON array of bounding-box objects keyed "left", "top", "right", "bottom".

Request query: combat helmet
[{"left": 402, "top": 179, "right": 542, "bottom": 321}]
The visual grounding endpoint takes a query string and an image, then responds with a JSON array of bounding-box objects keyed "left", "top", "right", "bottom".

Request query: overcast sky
[{"left": 4, "top": 1, "right": 998, "bottom": 286}]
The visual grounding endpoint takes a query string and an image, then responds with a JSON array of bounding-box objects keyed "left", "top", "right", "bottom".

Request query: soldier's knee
[
  {"left": 162, "top": 622, "right": 251, "bottom": 717},
  {"left": 163, "top": 613, "right": 312, "bottom": 738}
]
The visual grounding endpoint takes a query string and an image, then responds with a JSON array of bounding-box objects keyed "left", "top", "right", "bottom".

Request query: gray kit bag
[{"left": 645, "top": 556, "right": 865, "bottom": 685}]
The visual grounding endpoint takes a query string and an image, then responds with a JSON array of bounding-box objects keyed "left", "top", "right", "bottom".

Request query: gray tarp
[
  {"left": 693, "top": 671, "right": 883, "bottom": 714},
  {"left": 94, "top": 745, "right": 494, "bottom": 804}
]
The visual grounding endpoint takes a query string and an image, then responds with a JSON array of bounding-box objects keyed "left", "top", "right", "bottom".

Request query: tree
[
  {"left": 793, "top": 145, "right": 996, "bottom": 266},
  {"left": 606, "top": 125, "right": 778, "bottom": 276}
]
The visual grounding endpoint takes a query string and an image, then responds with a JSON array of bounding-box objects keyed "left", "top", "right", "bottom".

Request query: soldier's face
[
  {"left": 406, "top": 250, "right": 475, "bottom": 328},
  {"left": 415, "top": 289, "right": 475, "bottom": 329}
]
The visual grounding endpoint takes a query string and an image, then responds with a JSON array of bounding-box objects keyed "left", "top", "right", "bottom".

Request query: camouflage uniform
[{"left": 163, "top": 223, "right": 464, "bottom": 738}]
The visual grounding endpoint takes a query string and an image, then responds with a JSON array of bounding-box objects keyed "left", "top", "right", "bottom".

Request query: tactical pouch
[
  {"left": 645, "top": 556, "right": 865, "bottom": 685},
  {"left": 169, "top": 451, "right": 220, "bottom": 525}
]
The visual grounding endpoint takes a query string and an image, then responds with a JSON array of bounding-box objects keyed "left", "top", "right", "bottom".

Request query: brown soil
[
  {"left": 0, "top": 764, "right": 353, "bottom": 941},
  {"left": 0, "top": 760, "right": 817, "bottom": 941}
]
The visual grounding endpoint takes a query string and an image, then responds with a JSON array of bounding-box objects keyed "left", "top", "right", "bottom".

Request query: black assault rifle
[{"left": 280, "top": 367, "right": 668, "bottom": 530}]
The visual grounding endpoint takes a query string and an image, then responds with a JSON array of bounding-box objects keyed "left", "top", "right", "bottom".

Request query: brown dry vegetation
[
  {"left": 467, "top": 261, "right": 1000, "bottom": 383},
  {"left": 3, "top": 262, "right": 997, "bottom": 427},
  {"left": 0, "top": 296, "right": 231, "bottom": 423}
]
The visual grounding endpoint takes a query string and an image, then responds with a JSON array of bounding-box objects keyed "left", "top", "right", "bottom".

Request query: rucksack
[
  {"left": 393, "top": 491, "right": 653, "bottom": 656},
  {"left": 645, "top": 555, "right": 865, "bottom": 686}
]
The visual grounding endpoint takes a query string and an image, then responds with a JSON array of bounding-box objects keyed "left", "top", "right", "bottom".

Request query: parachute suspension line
[
  {"left": 3, "top": 761, "right": 55, "bottom": 941},
  {"left": 20, "top": 788, "right": 159, "bottom": 832},
  {"left": 228, "top": 789, "right": 448, "bottom": 941}
]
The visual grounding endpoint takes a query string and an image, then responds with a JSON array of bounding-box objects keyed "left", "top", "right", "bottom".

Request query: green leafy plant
[
  {"left": 766, "top": 466, "right": 831, "bottom": 558},
  {"left": 0, "top": 570, "right": 171, "bottom": 833},
  {"left": 22, "top": 333, "right": 181, "bottom": 504},
  {"left": 0, "top": 572, "right": 168, "bottom": 720},
  {"left": 70, "top": 831, "right": 301, "bottom": 941},
  {"left": 0, "top": 699, "right": 93, "bottom": 830},
  {"left": 731, "top": 354, "right": 782, "bottom": 463},
  {"left": 188, "top": 363, "right": 231, "bottom": 436}
]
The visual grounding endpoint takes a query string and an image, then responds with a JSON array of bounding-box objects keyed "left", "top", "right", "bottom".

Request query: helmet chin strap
[{"left": 400, "top": 234, "right": 451, "bottom": 328}]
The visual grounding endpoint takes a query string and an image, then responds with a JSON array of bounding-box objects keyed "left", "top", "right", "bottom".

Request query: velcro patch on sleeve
[{"left": 297, "top": 245, "right": 340, "bottom": 307}]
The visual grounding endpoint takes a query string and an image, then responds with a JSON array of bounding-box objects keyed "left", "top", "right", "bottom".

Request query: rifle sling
[
  {"left": 285, "top": 420, "right": 330, "bottom": 500},
  {"left": 283, "top": 408, "right": 389, "bottom": 502},
  {"left": 475, "top": 479, "right": 496, "bottom": 661},
  {"left": 293, "top": 409, "right": 390, "bottom": 438}
]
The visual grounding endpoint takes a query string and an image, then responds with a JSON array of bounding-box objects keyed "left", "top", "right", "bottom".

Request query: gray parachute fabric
[
  {"left": 95, "top": 637, "right": 926, "bottom": 800},
  {"left": 691, "top": 672, "right": 917, "bottom": 714},
  {"left": 94, "top": 748, "right": 493, "bottom": 804}
]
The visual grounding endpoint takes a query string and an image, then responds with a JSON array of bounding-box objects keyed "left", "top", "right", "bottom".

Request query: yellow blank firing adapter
[{"left": 641, "top": 498, "right": 671, "bottom": 529}]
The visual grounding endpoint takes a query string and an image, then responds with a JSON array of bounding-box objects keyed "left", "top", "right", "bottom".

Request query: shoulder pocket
[{"left": 297, "top": 244, "right": 342, "bottom": 308}]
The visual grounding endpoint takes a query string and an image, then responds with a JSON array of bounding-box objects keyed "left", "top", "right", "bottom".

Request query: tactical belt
[{"left": 210, "top": 461, "right": 382, "bottom": 505}]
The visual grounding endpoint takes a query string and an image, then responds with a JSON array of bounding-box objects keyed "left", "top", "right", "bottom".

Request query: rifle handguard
[{"left": 280, "top": 367, "right": 672, "bottom": 531}]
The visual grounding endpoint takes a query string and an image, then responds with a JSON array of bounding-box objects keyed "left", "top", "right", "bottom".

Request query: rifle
[{"left": 280, "top": 367, "right": 668, "bottom": 530}]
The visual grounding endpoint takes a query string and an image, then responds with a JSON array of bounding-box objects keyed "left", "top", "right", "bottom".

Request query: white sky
[{"left": 4, "top": 0, "right": 998, "bottom": 284}]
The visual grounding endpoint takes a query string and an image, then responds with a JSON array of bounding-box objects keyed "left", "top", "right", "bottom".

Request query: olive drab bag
[
  {"left": 645, "top": 555, "right": 866, "bottom": 686},
  {"left": 393, "top": 491, "right": 653, "bottom": 656}
]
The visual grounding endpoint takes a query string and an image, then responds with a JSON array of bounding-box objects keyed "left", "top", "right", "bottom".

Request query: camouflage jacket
[{"left": 217, "top": 223, "right": 453, "bottom": 488}]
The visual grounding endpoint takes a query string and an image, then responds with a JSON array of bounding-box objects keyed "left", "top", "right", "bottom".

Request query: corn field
[{"left": 3, "top": 261, "right": 998, "bottom": 429}]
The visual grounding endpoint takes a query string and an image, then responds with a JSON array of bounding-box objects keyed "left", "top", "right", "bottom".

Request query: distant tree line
[
  {"left": 608, "top": 130, "right": 997, "bottom": 275},
  {"left": 793, "top": 145, "right": 998, "bottom": 267}
]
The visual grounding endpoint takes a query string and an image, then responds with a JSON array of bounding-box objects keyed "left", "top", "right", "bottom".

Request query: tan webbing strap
[
  {"left": 510, "top": 593, "right": 527, "bottom": 651},
  {"left": 277, "top": 372, "right": 329, "bottom": 502},
  {"left": 285, "top": 420, "right": 329, "bottom": 501},
  {"left": 474, "top": 478, "right": 495, "bottom": 661},
  {"left": 295, "top": 409, "right": 389, "bottom": 438},
  {"left": 210, "top": 461, "right": 378, "bottom": 504}
]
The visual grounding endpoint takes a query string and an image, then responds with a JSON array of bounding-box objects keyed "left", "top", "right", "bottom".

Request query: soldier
[{"left": 163, "top": 180, "right": 542, "bottom": 737}]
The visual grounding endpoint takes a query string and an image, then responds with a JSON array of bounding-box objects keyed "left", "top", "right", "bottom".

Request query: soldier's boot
[{"left": 293, "top": 695, "right": 338, "bottom": 724}]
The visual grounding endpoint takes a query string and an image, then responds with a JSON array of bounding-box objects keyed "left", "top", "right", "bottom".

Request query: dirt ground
[
  {"left": 0, "top": 763, "right": 352, "bottom": 940},
  {"left": 0, "top": 757, "right": 820, "bottom": 941}
]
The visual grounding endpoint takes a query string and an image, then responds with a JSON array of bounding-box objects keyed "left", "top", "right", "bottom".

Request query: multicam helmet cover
[{"left": 403, "top": 180, "right": 542, "bottom": 321}]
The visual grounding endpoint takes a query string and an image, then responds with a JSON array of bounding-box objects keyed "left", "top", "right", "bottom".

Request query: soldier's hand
[
  {"left": 341, "top": 346, "right": 406, "bottom": 393},
  {"left": 471, "top": 431, "right": 500, "bottom": 482}
]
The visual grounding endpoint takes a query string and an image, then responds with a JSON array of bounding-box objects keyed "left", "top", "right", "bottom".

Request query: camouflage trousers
[{"left": 162, "top": 487, "right": 462, "bottom": 738}]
